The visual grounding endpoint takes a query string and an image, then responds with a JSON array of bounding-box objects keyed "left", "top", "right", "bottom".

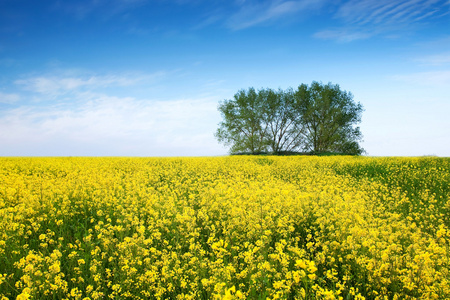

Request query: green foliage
[
  {"left": 294, "top": 82, "right": 364, "bottom": 155},
  {"left": 216, "top": 82, "right": 364, "bottom": 155},
  {"left": 215, "top": 88, "right": 268, "bottom": 154}
]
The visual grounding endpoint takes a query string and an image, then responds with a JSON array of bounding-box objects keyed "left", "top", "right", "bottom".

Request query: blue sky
[{"left": 1, "top": 0, "right": 449, "bottom": 156}]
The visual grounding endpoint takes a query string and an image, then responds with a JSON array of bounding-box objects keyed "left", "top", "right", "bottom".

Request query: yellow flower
[
  {"left": 295, "top": 259, "right": 307, "bottom": 269},
  {"left": 16, "top": 287, "right": 31, "bottom": 300},
  {"left": 307, "top": 261, "right": 317, "bottom": 273},
  {"left": 49, "top": 262, "right": 60, "bottom": 274},
  {"left": 0, "top": 156, "right": 449, "bottom": 299}
]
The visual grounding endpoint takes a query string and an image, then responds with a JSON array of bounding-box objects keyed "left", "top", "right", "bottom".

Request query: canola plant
[{"left": 0, "top": 156, "right": 449, "bottom": 299}]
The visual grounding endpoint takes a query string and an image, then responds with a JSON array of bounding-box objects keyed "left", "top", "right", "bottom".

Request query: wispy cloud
[
  {"left": 226, "top": 0, "right": 323, "bottom": 30},
  {"left": 14, "top": 71, "right": 166, "bottom": 96},
  {"left": 336, "top": 0, "right": 449, "bottom": 25},
  {"left": 0, "top": 92, "right": 20, "bottom": 104},
  {"left": 315, "top": 0, "right": 450, "bottom": 42},
  {"left": 0, "top": 93, "right": 224, "bottom": 156},
  {"left": 391, "top": 70, "right": 450, "bottom": 87},
  {"left": 1, "top": 67, "right": 225, "bottom": 156},
  {"left": 192, "top": 13, "right": 225, "bottom": 30},
  {"left": 313, "top": 29, "right": 372, "bottom": 42},
  {"left": 415, "top": 52, "right": 450, "bottom": 66}
]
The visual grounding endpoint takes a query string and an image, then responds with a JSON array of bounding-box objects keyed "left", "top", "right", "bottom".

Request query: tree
[
  {"left": 215, "top": 88, "right": 268, "bottom": 154},
  {"left": 216, "top": 82, "right": 365, "bottom": 155},
  {"left": 262, "top": 88, "right": 304, "bottom": 153},
  {"left": 294, "top": 81, "right": 364, "bottom": 155}
]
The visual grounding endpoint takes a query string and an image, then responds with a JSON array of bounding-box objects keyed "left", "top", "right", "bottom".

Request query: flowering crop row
[{"left": 0, "top": 156, "right": 449, "bottom": 299}]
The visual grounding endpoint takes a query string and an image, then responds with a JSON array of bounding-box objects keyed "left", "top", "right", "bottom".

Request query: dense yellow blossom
[{"left": 0, "top": 156, "right": 448, "bottom": 299}]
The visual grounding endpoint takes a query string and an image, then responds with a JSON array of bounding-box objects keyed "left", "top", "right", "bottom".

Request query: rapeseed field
[{"left": 0, "top": 156, "right": 449, "bottom": 300}]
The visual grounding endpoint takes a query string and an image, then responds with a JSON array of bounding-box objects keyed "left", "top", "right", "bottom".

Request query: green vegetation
[{"left": 215, "top": 81, "right": 364, "bottom": 156}]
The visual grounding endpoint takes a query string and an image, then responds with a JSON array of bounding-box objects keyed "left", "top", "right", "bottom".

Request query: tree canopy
[{"left": 215, "top": 81, "right": 364, "bottom": 155}]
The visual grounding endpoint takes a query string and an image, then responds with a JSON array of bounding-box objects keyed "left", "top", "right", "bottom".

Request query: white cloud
[
  {"left": 227, "top": 0, "right": 323, "bottom": 30},
  {"left": 415, "top": 52, "right": 450, "bottom": 66},
  {"left": 0, "top": 92, "right": 20, "bottom": 104},
  {"left": 391, "top": 70, "right": 450, "bottom": 87},
  {"left": 0, "top": 68, "right": 231, "bottom": 156},
  {"left": 14, "top": 71, "right": 166, "bottom": 96},
  {"left": 336, "top": 0, "right": 448, "bottom": 25},
  {"left": 314, "top": 29, "right": 371, "bottom": 42},
  {"left": 315, "top": 0, "right": 450, "bottom": 42},
  {"left": 0, "top": 93, "right": 225, "bottom": 156}
]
